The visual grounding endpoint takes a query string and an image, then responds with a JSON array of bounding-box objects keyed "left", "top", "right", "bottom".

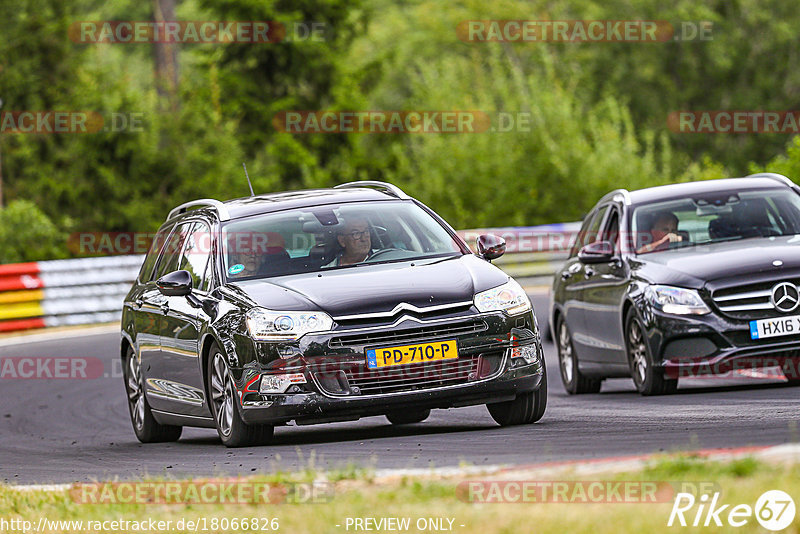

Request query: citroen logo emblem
[{"left": 771, "top": 282, "right": 800, "bottom": 313}]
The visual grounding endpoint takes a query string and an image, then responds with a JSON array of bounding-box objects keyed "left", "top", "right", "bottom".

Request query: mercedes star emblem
[{"left": 771, "top": 282, "right": 800, "bottom": 313}]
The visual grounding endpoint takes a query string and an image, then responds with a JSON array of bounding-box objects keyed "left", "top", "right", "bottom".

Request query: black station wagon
[{"left": 121, "top": 181, "right": 546, "bottom": 447}]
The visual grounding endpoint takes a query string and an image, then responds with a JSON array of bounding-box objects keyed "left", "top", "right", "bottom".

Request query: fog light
[
  {"left": 259, "top": 373, "right": 307, "bottom": 394},
  {"left": 314, "top": 370, "right": 350, "bottom": 395},
  {"left": 511, "top": 344, "right": 539, "bottom": 365},
  {"left": 477, "top": 353, "right": 503, "bottom": 378}
]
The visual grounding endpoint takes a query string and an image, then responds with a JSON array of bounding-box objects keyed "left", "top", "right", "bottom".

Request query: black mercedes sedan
[
  {"left": 551, "top": 173, "right": 800, "bottom": 395},
  {"left": 121, "top": 181, "right": 545, "bottom": 447}
]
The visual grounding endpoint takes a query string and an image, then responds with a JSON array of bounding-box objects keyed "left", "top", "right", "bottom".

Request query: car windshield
[
  {"left": 632, "top": 188, "right": 800, "bottom": 254},
  {"left": 221, "top": 200, "right": 464, "bottom": 280}
]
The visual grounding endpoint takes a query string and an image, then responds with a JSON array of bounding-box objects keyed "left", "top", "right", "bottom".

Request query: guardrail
[
  {"left": 0, "top": 223, "right": 578, "bottom": 334},
  {"left": 0, "top": 256, "right": 143, "bottom": 332}
]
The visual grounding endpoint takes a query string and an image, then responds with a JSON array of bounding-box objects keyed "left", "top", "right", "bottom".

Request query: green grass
[{"left": 1, "top": 456, "right": 798, "bottom": 533}]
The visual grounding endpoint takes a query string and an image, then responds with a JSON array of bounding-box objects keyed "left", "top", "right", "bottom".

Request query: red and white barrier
[{"left": 0, "top": 256, "right": 144, "bottom": 333}]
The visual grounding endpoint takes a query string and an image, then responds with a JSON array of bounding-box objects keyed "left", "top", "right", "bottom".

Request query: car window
[
  {"left": 138, "top": 223, "right": 173, "bottom": 283},
  {"left": 571, "top": 205, "right": 609, "bottom": 256},
  {"left": 153, "top": 222, "right": 192, "bottom": 281},
  {"left": 632, "top": 188, "right": 800, "bottom": 253},
  {"left": 570, "top": 211, "right": 596, "bottom": 257},
  {"left": 177, "top": 221, "right": 212, "bottom": 290},
  {"left": 601, "top": 209, "right": 620, "bottom": 251},
  {"left": 221, "top": 201, "right": 464, "bottom": 280}
]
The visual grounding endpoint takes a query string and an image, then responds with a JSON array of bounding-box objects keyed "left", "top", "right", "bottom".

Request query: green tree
[{"left": 0, "top": 200, "right": 66, "bottom": 263}]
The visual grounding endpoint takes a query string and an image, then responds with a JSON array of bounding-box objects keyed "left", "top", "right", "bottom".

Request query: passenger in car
[
  {"left": 636, "top": 211, "right": 682, "bottom": 254},
  {"left": 324, "top": 217, "right": 373, "bottom": 267},
  {"left": 233, "top": 246, "right": 264, "bottom": 275},
  {"left": 231, "top": 232, "right": 290, "bottom": 276}
]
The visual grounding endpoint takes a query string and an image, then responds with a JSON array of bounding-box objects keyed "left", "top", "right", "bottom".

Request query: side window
[
  {"left": 601, "top": 210, "right": 620, "bottom": 252},
  {"left": 571, "top": 205, "right": 609, "bottom": 256},
  {"left": 178, "top": 222, "right": 212, "bottom": 290},
  {"left": 153, "top": 223, "right": 191, "bottom": 281},
  {"left": 138, "top": 224, "right": 173, "bottom": 283},
  {"left": 570, "top": 211, "right": 596, "bottom": 257}
]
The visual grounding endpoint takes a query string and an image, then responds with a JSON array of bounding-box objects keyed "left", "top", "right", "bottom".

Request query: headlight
[
  {"left": 246, "top": 308, "right": 333, "bottom": 341},
  {"left": 474, "top": 279, "right": 532, "bottom": 315},
  {"left": 645, "top": 285, "right": 710, "bottom": 315}
]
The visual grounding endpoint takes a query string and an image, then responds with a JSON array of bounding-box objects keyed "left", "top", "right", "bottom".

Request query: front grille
[
  {"left": 711, "top": 279, "right": 800, "bottom": 320},
  {"left": 341, "top": 355, "right": 481, "bottom": 395},
  {"left": 329, "top": 319, "right": 487, "bottom": 348}
]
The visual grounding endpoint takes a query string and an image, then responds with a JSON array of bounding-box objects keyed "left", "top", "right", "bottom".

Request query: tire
[
  {"left": 386, "top": 409, "right": 431, "bottom": 425},
  {"left": 781, "top": 359, "right": 800, "bottom": 385},
  {"left": 625, "top": 312, "right": 678, "bottom": 395},
  {"left": 556, "top": 316, "right": 602, "bottom": 394},
  {"left": 208, "top": 344, "right": 274, "bottom": 448},
  {"left": 123, "top": 346, "right": 182, "bottom": 443},
  {"left": 487, "top": 366, "right": 547, "bottom": 426}
]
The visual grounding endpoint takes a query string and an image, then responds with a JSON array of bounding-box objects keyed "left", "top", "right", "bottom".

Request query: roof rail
[
  {"left": 333, "top": 181, "right": 410, "bottom": 200},
  {"left": 745, "top": 172, "right": 796, "bottom": 188},
  {"left": 167, "top": 199, "right": 231, "bottom": 222},
  {"left": 601, "top": 188, "right": 632, "bottom": 205}
]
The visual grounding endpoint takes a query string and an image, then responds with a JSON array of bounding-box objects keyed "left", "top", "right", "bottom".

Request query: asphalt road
[{"left": 1, "top": 295, "right": 798, "bottom": 484}]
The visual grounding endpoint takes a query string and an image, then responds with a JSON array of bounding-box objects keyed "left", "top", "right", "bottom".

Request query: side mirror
[
  {"left": 477, "top": 234, "right": 506, "bottom": 261},
  {"left": 156, "top": 270, "right": 193, "bottom": 296},
  {"left": 578, "top": 241, "right": 615, "bottom": 264}
]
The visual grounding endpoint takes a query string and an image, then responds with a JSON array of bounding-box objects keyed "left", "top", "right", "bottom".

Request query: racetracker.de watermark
[
  {"left": 273, "top": 111, "right": 491, "bottom": 134},
  {"left": 665, "top": 357, "right": 800, "bottom": 381},
  {"left": 457, "top": 480, "right": 718, "bottom": 503},
  {"left": 669, "top": 111, "right": 800, "bottom": 134},
  {"left": 71, "top": 481, "right": 333, "bottom": 504},
  {"left": 457, "top": 20, "right": 712, "bottom": 42},
  {"left": 0, "top": 357, "right": 109, "bottom": 380},
  {"left": 0, "top": 111, "right": 144, "bottom": 134},
  {"left": 69, "top": 21, "right": 328, "bottom": 43},
  {"left": 69, "top": 231, "right": 301, "bottom": 256}
]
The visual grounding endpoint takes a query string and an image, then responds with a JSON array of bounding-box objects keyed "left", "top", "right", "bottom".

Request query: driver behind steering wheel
[
  {"left": 324, "top": 216, "right": 374, "bottom": 267},
  {"left": 636, "top": 211, "right": 682, "bottom": 254}
]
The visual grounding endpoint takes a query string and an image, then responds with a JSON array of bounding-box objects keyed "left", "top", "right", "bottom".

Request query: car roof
[
  {"left": 167, "top": 183, "right": 411, "bottom": 223},
  {"left": 626, "top": 176, "right": 795, "bottom": 206},
  {"left": 222, "top": 188, "right": 401, "bottom": 220}
]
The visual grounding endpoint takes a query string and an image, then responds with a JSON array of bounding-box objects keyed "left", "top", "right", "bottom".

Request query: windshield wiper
[
  {"left": 693, "top": 236, "right": 746, "bottom": 246},
  {"left": 419, "top": 254, "right": 463, "bottom": 266}
]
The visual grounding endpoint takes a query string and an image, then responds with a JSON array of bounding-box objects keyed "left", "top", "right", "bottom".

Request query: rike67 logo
[{"left": 668, "top": 490, "right": 796, "bottom": 531}]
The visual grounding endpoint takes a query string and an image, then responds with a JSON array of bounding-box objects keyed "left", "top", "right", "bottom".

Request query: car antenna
[{"left": 242, "top": 162, "right": 255, "bottom": 197}]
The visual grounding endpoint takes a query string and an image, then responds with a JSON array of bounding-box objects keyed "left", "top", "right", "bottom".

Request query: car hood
[
  {"left": 228, "top": 254, "right": 509, "bottom": 317},
  {"left": 630, "top": 235, "right": 800, "bottom": 289}
]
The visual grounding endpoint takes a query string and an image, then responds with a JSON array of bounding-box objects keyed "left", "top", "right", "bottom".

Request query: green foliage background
[{"left": 1, "top": 0, "right": 799, "bottom": 260}]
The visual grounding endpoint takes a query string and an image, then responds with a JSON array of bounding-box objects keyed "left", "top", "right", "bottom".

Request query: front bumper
[
  {"left": 239, "top": 365, "right": 543, "bottom": 425},
  {"left": 233, "top": 311, "right": 545, "bottom": 425},
  {"left": 643, "top": 308, "right": 800, "bottom": 379}
]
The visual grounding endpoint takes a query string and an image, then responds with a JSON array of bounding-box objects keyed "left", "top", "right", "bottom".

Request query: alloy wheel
[
  {"left": 127, "top": 355, "right": 145, "bottom": 431},
  {"left": 628, "top": 320, "right": 648, "bottom": 385},
  {"left": 558, "top": 321, "right": 574, "bottom": 384},
  {"left": 211, "top": 353, "right": 235, "bottom": 437}
]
